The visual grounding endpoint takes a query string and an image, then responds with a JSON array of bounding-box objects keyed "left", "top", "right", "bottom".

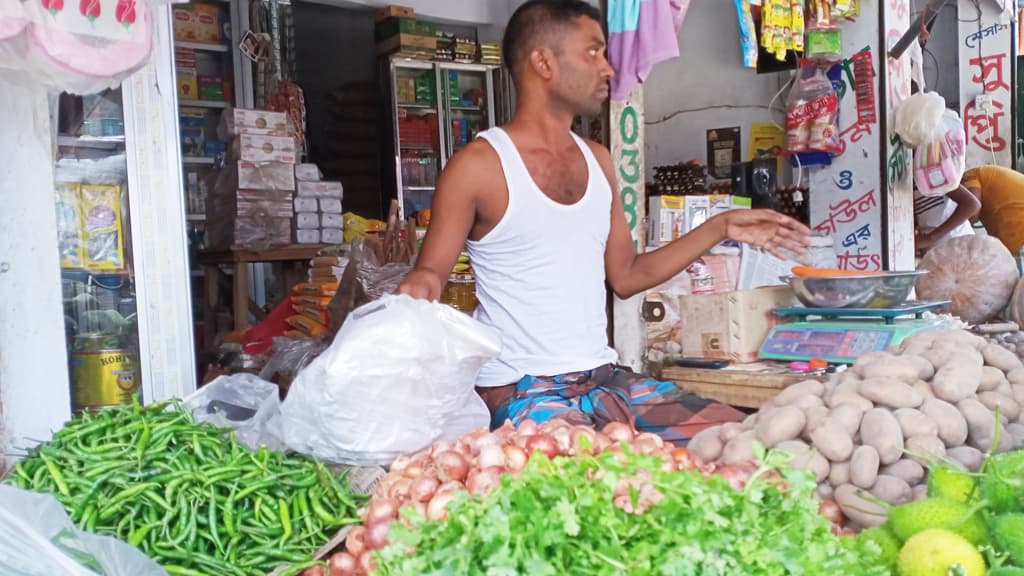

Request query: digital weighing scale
[{"left": 759, "top": 300, "right": 952, "bottom": 364}]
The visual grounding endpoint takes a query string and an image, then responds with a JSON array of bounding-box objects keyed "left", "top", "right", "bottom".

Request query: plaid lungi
[{"left": 489, "top": 364, "right": 745, "bottom": 445}]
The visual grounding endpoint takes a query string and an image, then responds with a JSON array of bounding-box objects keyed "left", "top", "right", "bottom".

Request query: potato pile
[
  {"left": 688, "top": 328, "right": 1024, "bottom": 528},
  {"left": 984, "top": 329, "right": 1024, "bottom": 361}
]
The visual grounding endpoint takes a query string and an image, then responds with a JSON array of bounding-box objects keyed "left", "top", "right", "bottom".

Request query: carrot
[{"left": 791, "top": 266, "right": 883, "bottom": 277}]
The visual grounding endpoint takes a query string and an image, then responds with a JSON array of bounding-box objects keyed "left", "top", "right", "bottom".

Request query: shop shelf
[
  {"left": 182, "top": 156, "right": 216, "bottom": 165},
  {"left": 180, "top": 99, "right": 230, "bottom": 108},
  {"left": 175, "top": 41, "right": 230, "bottom": 53}
]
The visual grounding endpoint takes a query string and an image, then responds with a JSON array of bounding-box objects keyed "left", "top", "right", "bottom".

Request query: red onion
[
  {"left": 466, "top": 467, "right": 502, "bottom": 495},
  {"left": 409, "top": 476, "right": 440, "bottom": 503},
  {"left": 364, "top": 519, "right": 391, "bottom": 551},
  {"left": 387, "top": 478, "right": 412, "bottom": 502},
  {"left": 819, "top": 499, "right": 844, "bottom": 525},
  {"left": 357, "top": 550, "right": 377, "bottom": 575},
  {"left": 389, "top": 455, "right": 411, "bottom": 474},
  {"left": 366, "top": 497, "right": 399, "bottom": 524},
  {"left": 436, "top": 480, "right": 466, "bottom": 495},
  {"left": 402, "top": 459, "right": 426, "bottom": 479},
  {"left": 493, "top": 420, "right": 516, "bottom": 442},
  {"left": 570, "top": 426, "right": 597, "bottom": 455},
  {"left": 517, "top": 419, "right": 539, "bottom": 437},
  {"left": 551, "top": 426, "right": 572, "bottom": 455},
  {"left": 327, "top": 551, "right": 357, "bottom": 576},
  {"left": 471, "top": 431, "right": 502, "bottom": 453},
  {"left": 434, "top": 450, "right": 470, "bottom": 483},
  {"left": 503, "top": 444, "right": 528, "bottom": 473},
  {"left": 478, "top": 444, "right": 506, "bottom": 469},
  {"left": 345, "top": 525, "right": 367, "bottom": 558},
  {"left": 426, "top": 489, "right": 457, "bottom": 521},
  {"left": 428, "top": 439, "right": 452, "bottom": 459},
  {"left": 593, "top": 432, "right": 613, "bottom": 453},
  {"left": 602, "top": 422, "right": 635, "bottom": 444},
  {"left": 524, "top": 433, "right": 558, "bottom": 458},
  {"left": 634, "top": 432, "right": 664, "bottom": 455}
]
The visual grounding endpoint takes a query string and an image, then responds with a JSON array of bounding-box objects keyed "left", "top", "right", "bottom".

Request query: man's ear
[{"left": 528, "top": 47, "right": 556, "bottom": 80}]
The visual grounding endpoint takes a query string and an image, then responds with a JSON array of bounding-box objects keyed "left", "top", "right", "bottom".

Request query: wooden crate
[{"left": 662, "top": 365, "right": 827, "bottom": 409}]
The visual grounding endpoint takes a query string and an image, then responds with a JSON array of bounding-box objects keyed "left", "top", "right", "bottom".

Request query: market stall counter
[
  {"left": 660, "top": 363, "right": 829, "bottom": 409},
  {"left": 199, "top": 244, "right": 329, "bottom": 341}
]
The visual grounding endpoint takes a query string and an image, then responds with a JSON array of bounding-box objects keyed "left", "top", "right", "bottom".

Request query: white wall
[
  {"left": 305, "top": 0, "right": 509, "bottom": 25},
  {"left": 643, "top": 1, "right": 790, "bottom": 179}
]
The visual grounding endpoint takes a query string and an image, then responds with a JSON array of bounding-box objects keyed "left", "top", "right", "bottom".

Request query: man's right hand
[{"left": 397, "top": 269, "right": 445, "bottom": 301}]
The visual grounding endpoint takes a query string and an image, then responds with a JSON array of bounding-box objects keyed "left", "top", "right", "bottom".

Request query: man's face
[{"left": 549, "top": 16, "right": 613, "bottom": 116}]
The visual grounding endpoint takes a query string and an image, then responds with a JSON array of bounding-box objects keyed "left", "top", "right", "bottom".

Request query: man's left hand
[{"left": 720, "top": 209, "right": 812, "bottom": 260}]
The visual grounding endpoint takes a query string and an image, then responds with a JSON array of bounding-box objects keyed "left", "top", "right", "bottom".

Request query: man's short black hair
[{"left": 502, "top": 0, "right": 603, "bottom": 82}]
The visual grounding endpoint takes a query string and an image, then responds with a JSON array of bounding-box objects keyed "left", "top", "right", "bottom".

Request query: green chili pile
[{"left": 5, "top": 399, "right": 364, "bottom": 576}]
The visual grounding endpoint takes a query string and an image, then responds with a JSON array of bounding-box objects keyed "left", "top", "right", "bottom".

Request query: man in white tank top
[{"left": 398, "top": 0, "right": 811, "bottom": 444}]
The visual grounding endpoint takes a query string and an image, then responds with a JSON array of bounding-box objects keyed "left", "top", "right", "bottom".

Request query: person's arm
[
  {"left": 591, "top": 142, "right": 810, "bottom": 299},
  {"left": 396, "top": 142, "right": 488, "bottom": 300},
  {"left": 916, "top": 185, "right": 981, "bottom": 252}
]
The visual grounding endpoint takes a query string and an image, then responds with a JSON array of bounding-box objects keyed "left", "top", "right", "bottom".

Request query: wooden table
[
  {"left": 662, "top": 364, "right": 828, "bottom": 409},
  {"left": 197, "top": 245, "right": 328, "bottom": 343}
]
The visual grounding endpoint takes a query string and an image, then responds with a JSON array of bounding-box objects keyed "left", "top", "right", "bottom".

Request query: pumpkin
[
  {"left": 916, "top": 235, "right": 1020, "bottom": 325},
  {"left": 1009, "top": 277, "right": 1024, "bottom": 328}
]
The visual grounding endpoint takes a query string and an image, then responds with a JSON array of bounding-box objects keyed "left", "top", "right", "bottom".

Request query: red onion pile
[{"left": 310, "top": 418, "right": 844, "bottom": 575}]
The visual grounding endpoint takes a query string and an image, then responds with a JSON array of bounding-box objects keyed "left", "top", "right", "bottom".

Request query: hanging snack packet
[
  {"left": 79, "top": 184, "right": 125, "bottom": 271},
  {"left": 785, "top": 62, "right": 841, "bottom": 155}
]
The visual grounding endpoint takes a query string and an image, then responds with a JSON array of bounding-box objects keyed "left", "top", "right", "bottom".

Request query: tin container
[{"left": 70, "top": 346, "right": 140, "bottom": 411}]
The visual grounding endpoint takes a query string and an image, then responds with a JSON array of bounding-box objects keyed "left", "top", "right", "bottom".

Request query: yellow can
[{"left": 70, "top": 349, "right": 140, "bottom": 411}]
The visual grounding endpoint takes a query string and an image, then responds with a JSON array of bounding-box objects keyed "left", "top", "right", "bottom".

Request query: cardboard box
[
  {"left": 683, "top": 195, "right": 711, "bottom": 234},
  {"left": 375, "top": 17, "right": 436, "bottom": 40},
  {"left": 320, "top": 213, "right": 344, "bottom": 229},
  {"left": 708, "top": 194, "right": 752, "bottom": 218},
  {"left": 172, "top": 6, "right": 195, "bottom": 40},
  {"left": 294, "top": 197, "right": 318, "bottom": 213},
  {"left": 295, "top": 163, "right": 322, "bottom": 182},
  {"left": 296, "top": 229, "right": 321, "bottom": 244},
  {"left": 295, "top": 212, "right": 320, "bottom": 229},
  {"left": 297, "top": 181, "right": 343, "bottom": 198},
  {"left": 177, "top": 69, "right": 198, "bottom": 100},
  {"left": 321, "top": 228, "right": 344, "bottom": 244},
  {"left": 230, "top": 134, "right": 297, "bottom": 164},
  {"left": 192, "top": 3, "right": 222, "bottom": 45},
  {"left": 375, "top": 4, "right": 415, "bottom": 21},
  {"left": 647, "top": 195, "right": 685, "bottom": 247},
  {"left": 217, "top": 161, "right": 295, "bottom": 192},
  {"left": 376, "top": 33, "right": 437, "bottom": 56},
  {"left": 218, "top": 108, "right": 290, "bottom": 139},
  {"left": 678, "top": 286, "right": 796, "bottom": 363},
  {"left": 318, "top": 197, "right": 342, "bottom": 214}
]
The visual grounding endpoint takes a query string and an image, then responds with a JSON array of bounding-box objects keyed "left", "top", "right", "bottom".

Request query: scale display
[{"left": 759, "top": 317, "right": 948, "bottom": 364}]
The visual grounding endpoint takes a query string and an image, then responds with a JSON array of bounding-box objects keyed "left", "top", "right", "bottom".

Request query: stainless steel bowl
[{"left": 782, "top": 270, "right": 928, "bottom": 309}]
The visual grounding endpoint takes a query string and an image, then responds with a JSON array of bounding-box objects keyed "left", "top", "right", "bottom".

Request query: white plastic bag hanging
[
  {"left": 0, "top": 485, "right": 168, "bottom": 576},
  {"left": 182, "top": 373, "right": 284, "bottom": 451},
  {"left": 280, "top": 294, "right": 501, "bottom": 466},
  {"left": 914, "top": 109, "right": 967, "bottom": 197},
  {"left": 894, "top": 91, "right": 946, "bottom": 148}
]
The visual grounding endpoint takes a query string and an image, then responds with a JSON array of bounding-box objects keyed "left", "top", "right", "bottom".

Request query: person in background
[
  {"left": 397, "top": 0, "right": 810, "bottom": 444},
  {"left": 960, "top": 165, "right": 1024, "bottom": 255},
  {"left": 913, "top": 184, "right": 978, "bottom": 256}
]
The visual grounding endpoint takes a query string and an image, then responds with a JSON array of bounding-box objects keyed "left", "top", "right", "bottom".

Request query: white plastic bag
[
  {"left": 894, "top": 91, "right": 946, "bottom": 148},
  {"left": 914, "top": 109, "right": 967, "bottom": 197},
  {"left": 182, "top": 373, "right": 284, "bottom": 451},
  {"left": 281, "top": 294, "right": 501, "bottom": 466},
  {"left": 0, "top": 485, "right": 168, "bottom": 576}
]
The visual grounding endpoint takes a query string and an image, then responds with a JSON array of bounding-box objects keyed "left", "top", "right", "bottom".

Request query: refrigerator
[
  {"left": 382, "top": 59, "right": 506, "bottom": 220},
  {"left": 0, "top": 5, "right": 195, "bottom": 471}
]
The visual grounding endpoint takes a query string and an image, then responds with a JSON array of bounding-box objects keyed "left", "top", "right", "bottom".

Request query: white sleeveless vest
[{"left": 467, "top": 127, "right": 618, "bottom": 387}]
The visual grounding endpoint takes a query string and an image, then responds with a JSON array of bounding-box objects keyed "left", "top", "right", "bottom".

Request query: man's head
[{"left": 502, "top": 0, "right": 613, "bottom": 116}]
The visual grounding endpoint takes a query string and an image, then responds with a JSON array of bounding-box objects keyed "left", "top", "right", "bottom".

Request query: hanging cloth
[
  {"left": 0, "top": 0, "right": 168, "bottom": 93},
  {"left": 607, "top": 0, "right": 692, "bottom": 101}
]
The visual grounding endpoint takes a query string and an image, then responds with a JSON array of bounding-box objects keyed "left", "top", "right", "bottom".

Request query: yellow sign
[{"left": 749, "top": 123, "right": 785, "bottom": 172}]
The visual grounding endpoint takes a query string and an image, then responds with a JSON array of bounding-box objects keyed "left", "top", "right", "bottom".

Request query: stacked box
[
  {"left": 295, "top": 176, "right": 344, "bottom": 245},
  {"left": 207, "top": 107, "right": 297, "bottom": 249},
  {"left": 375, "top": 13, "right": 436, "bottom": 59}
]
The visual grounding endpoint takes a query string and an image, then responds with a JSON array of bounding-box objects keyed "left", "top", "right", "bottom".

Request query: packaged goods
[
  {"left": 318, "top": 197, "right": 342, "bottom": 213},
  {"left": 297, "top": 180, "right": 343, "bottom": 198},
  {"left": 294, "top": 163, "right": 322, "bottom": 181},
  {"left": 294, "top": 196, "right": 318, "bottom": 213},
  {"left": 230, "top": 133, "right": 297, "bottom": 164},
  {"left": 218, "top": 107, "right": 289, "bottom": 139},
  {"left": 295, "top": 229, "right": 321, "bottom": 244},
  {"left": 79, "top": 184, "right": 125, "bottom": 271},
  {"left": 320, "top": 212, "right": 344, "bottom": 229},
  {"left": 294, "top": 212, "right": 319, "bottom": 229}
]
